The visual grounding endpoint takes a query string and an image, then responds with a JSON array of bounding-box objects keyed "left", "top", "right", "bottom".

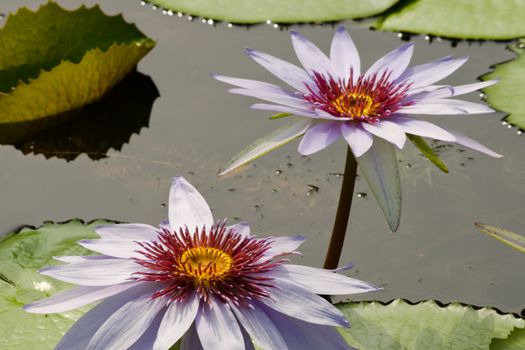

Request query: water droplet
[
  {"left": 271, "top": 189, "right": 278, "bottom": 193},
  {"left": 397, "top": 33, "right": 403, "bottom": 38},
  {"left": 275, "top": 169, "right": 282, "bottom": 175},
  {"left": 266, "top": 19, "right": 272, "bottom": 24},
  {"left": 227, "top": 23, "right": 233, "bottom": 28},
  {"left": 357, "top": 192, "right": 367, "bottom": 198},
  {"left": 508, "top": 124, "right": 513, "bottom": 129},
  {"left": 188, "top": 15, "right": 193, "bottom": 20},
  {"left": 162, "top": 10, "right": 167, "bottom": 15},
  {"left": 140, "top": 1, "right": 146, "bottom": 6},
  {"left": 160, "top": 203, "right": 166, "bottom": 207},
  {"left": 424, "top": 35, "right": 430, "bottom": 41},
  {"left": 207, "top": 19, "right": 214, "bottom": 25},
  {"left": 273, "top": 23, "right": 279, "bottom": 29},
  {"left": 151, "top": 5, "right": 157, "bottom": 10},
  {"left": 479, "top": 92, "right": 485, "bottom": 98},
  {"left": 177, "top": 12, "right": 183, "bottom": 17},
  {"left": 201, "top": 18, "right": 207, "bottom": 23},
  {"left": 167, "top": 10, "right": 173, "bottom": 16},
  {"left": 405, "top": 163, "right": 412, "bottom": 168},
  {"left": 436, "top": 37, "right": 442, "bottom": 42},
  {"left": 518, "top": 130, "right": 522, "bottom": 135},
  {"left": 502, "top": 121, "right": 508, "bottom": 125}
]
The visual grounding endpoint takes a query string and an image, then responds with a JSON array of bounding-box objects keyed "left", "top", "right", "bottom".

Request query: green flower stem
[{"left": 323, "top": 146, "right": 357, "bottom": 270}]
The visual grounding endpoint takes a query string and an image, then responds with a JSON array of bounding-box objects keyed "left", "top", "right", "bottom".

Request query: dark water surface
[{"left": 1, "top": 0, "right": 524, "bottom": 313}]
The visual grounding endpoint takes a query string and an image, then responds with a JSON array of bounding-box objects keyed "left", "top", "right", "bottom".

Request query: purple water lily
[
  {"left": 25, "top": 176, "right": 379, "bottom": 350},
  {"left": 215, "top": 26, "right": 501, "bottom": 176}
]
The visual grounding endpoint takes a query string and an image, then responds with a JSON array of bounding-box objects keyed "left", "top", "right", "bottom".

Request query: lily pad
[
  {"left": 482, "top": 42, "right": 525, "bottom": 130},
  {"left": 374, "top": 0, "right": 525, "bottom": 40},
  {"left": 0, "top": 219, "right": 109, "bottom": 349},
  {"left": 0, "top": 71, "right": 159, "bottom": 161},
  {"left": 0, "top": 2, "right": 155, "bottom": 125},
  {"left": 337, "top": 299, "right": 525, "bottom": 350},
  {"left": 475, "top": 222, "right": 525, "bottom": 254},
  {"left": 147, "top": 0, "right": 400, "bottom": 24}
]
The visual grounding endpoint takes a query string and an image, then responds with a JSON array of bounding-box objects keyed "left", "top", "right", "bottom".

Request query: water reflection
[{"left": 0, "top": 70, "right": 159, "bottom": 160}]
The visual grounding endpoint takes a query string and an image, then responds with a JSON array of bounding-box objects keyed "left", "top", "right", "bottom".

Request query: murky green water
[{"left": 1, "top": 0, "right": 523, "bottom": 314}]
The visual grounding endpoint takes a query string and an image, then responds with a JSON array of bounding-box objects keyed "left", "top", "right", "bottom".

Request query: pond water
[{"left": 1, "top": 0, "right": 524, "bottom": 314}]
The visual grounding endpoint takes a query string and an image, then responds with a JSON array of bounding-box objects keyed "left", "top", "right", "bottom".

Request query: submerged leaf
[
  {"left": 356, "top": 137, "right": 401, "bottom": 232},
  {"left": 475, "top": 223, "right": 525, "bottom": 254},
  {"left": 337, "top": 299, "right": 524, "bottom": 350},
  {"left": 0, "top": 2, "right": 155, "bottom": 125},
  {"left": 492, "top": 327, "right": 525, "bottom": 350},
  {"left": 407, "top": 134, "right": 449, "bottom": 173},
  {"left": 0, "top": 71, "right": 159, "bottom": 161},
  {"left": 0, "top": 220, "right": 110, "bottom": 349},
  {"left": 148, "top": 0, "right": 400, "bottom": 24},
  {"left": 374, "top": 0, "right": 525, "bottom": 40},
  {"left": 482, "top": 42, "right": 525, "bottom": 130}
]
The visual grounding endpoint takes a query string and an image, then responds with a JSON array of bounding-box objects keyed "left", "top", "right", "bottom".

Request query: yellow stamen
[
  {"left": 178, "top": 247, "right": 232, "bottom": 281},
  {"left": 332, "top": 92, "right": 379, "bottom": 118}
]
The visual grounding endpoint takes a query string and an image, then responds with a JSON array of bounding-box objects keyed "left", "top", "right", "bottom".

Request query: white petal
[
  {"left": 264, "top": 307, "right": 353, "bottom": 350},
  {"left": 40, "top": 259, "right": 139, "bottom": 286},
  {"left": 406, "top": 85, "right": 454, "bottom": 100},
  {"left": 88, "top": 290, "right": 166, "bottom": 350},
  {"left": 398, "top": 99, "right": 494, "bottom": 115},
  {"left": 331, "top": 26, "right": 360, "bottom": 81},
  {"left": 389, "top": 116, "right": 456, "bottom": 142},
  {"left": 362, "top": 120, "right": 406, "bottom": 149},
  {"left": 78, "top": 239, "right": 143, "bottom": 259},
  {"left": 398, "top": 56, "right": 468, "bottom": 90},
  {"left": 298, "top": 122, "right": 341, "bottom": 155},
  {"left": 53, "top": 255, "right": 109, "bottom": 263},
  {"left": 228, "top": 222, "right": 251, "bottom": 237},
  {"left": 196, "top": 299, "right": 244, "bottom": 350},
  {"left": 451, "top": 80, "right": 498, "bottom": 96},
  {"left": 263, "top": 235, "right": 305, "bottom": 259},
  {"left": 291, "top": 31, "right": 336, "bottom": 77},
  {"left": 228, "top": 87, "right": 309, "bottom": 109},
  {"left": 245, "top": 48, "right": 313, "bottom": 92},
  {"left": 250, "top": 103, "right": 318, "bottom": 118},
  {"left": 448, "top": 130, "right": 503, "bottom": 158},
  {"left": 213, "top": 74, "right": 287, "bottom": 92},
  {"left": 153, "top": 293, "right": 199, "bottom": 350},
  {"left": 341, "top": 122, "right": 373, "bottom": 157},
  {"left": 273, "top": 265, "right": 380, "bottom": 295},
  {"left": 169, "top": 176, "right": 214, "bottom": 232},
  {"left": 94, "top": 223, "right": 158, "bottom": 240},
  {"left": 24, "top": 282, "right": 136, "bottom": 314},
  {"left": 262, "top": 279, "right": 349, "bottom": 327},
  {"left": 357, "top": 137, "right": 401, "bottom": 232},
  {"left": 218, "top": 118, "right": 311, "bottom": 176},
  {"left": 181, "top": 325, "right": 204, "bottom": 350},
  {"left": 129, "top": 310, "right": 166, "bottom": 350},
  {"left": 55, "top": 283, "right": 153, "bottom": 350},
  {"left": 365, "top": 43, "right": 414, "bottom": 81},
  {"left": 231, "top": 303, "right": 287, "bottom": 350}
]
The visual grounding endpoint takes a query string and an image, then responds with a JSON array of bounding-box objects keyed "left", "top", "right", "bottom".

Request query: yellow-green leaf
[
  {"left": 407, "top": 134, "right": 449, "bottom": 173},
  {"left": 0, "top": 2, "right": 155, "bottom": 125},
  {"left": 475, "top": 222, "right": 525, "bottom": 254}
]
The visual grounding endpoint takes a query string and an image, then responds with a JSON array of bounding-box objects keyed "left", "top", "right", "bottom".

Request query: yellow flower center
[
  {"left": 179, "top": 247, "right": 232, "bottom": 281},
  {"left": 332, "top": 92, "right": 380, "bottom": 118}
]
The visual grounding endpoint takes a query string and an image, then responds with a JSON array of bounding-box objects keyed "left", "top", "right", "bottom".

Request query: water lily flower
[
  {"left": 25, "top": 176, "right": 379, "bottom": 350},
  {"left": 214, "top": 26, "right": 502, "bottom": 231}
]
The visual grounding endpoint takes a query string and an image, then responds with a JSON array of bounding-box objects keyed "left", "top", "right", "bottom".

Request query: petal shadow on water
[{"left": 0, "top": 70, "right": 159, "bottom": 161}]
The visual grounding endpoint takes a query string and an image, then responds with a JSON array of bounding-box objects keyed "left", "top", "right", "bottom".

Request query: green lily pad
[
  {"left": 337, "top": 299, "right": 524, "bottom": 350},
  {"left": 482, "top": 42, "right": 525, "bottom": 130},
  {"left": 475, "top": 222, "right": 525, "bottom": 254},
  {"left": 374, "top": 0, "right": 525, "bottom": 40},
  {"left": 0, "top": 219, "right": 109, "bottom": 349},
  {"left": 492, "top": 328, "right": 525, "bottom": 350},
  {"left": 1, "top": 71, "right": 159, "bottom": 161},
  {"left": 147, "top": 0, "right": 400, "bottom": 24},
  {"left": 0, "top": 2, "right": 155, "bottom": 125}
]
